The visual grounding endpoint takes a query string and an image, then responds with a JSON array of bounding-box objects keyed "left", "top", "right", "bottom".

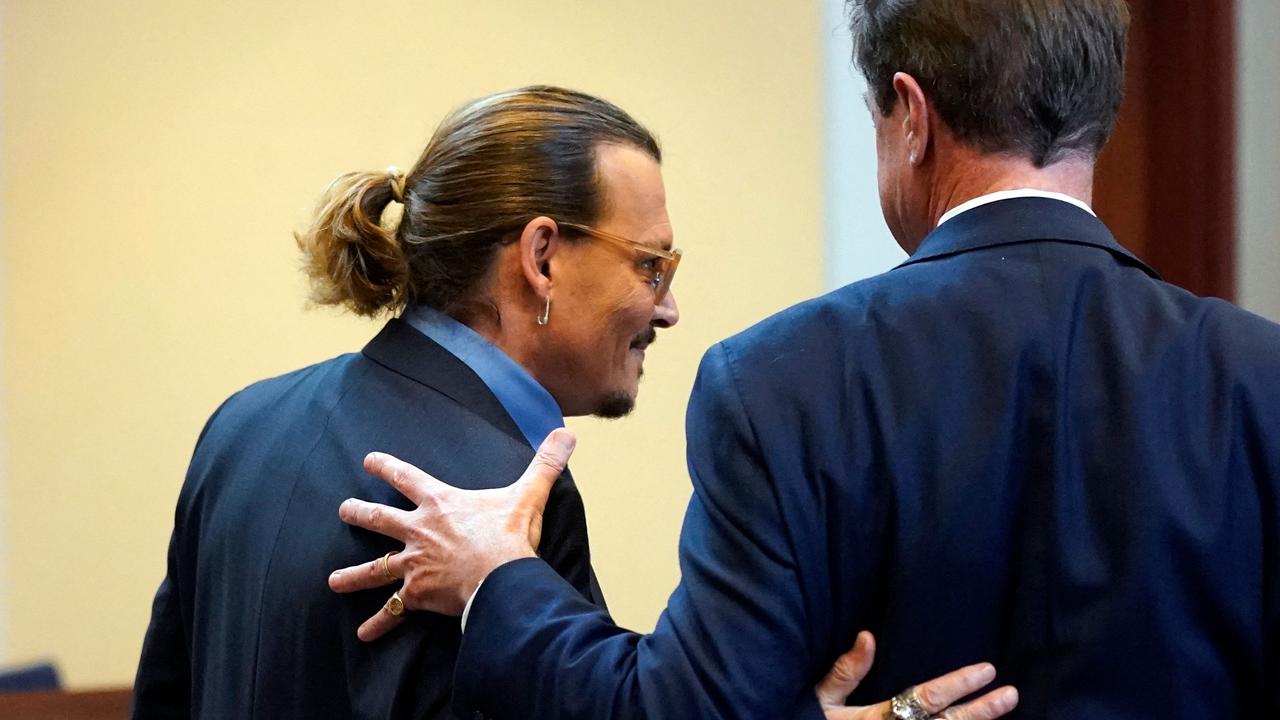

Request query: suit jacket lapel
[
  {"left": 363, "top": 319, "right": 609, "bottom": 611},
  {"left": 361, "top": 318, "right": 527, "bottom": 447}
]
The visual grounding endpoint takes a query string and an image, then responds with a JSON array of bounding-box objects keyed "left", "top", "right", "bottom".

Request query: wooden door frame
[{"left": 1093, "top": 0, "right": 1237, "bottom": 299}]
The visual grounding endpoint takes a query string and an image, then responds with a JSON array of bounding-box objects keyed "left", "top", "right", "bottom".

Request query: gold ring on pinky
[
  {"left": 380, "top": 550, "right": 399, "bottom": 580},
  {"left": 386, "top": 591, "right": 406, "bottom": 617}
]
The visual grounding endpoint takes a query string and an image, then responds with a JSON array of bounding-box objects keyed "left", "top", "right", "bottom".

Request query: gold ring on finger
[
  {"left": 386, "top": 591, "right": 406, "bottom": 617},
  {"left": 380, "top": 550, "right": 399, "bottom": 580}
]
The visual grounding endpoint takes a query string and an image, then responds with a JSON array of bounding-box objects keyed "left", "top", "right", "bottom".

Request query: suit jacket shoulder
[{"left": 136, "top": 320, "right": 600, "bottom": 719}]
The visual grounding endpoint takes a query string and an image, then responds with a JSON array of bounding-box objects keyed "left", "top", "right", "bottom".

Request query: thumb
[
  {"left": 513, "top": 428, "right": 576, "bottom": 514},
  {"left": 815, "top": 631, "right": 875, "bottom": 707}
]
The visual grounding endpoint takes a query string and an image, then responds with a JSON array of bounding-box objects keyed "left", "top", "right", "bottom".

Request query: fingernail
[
  {"left": 977, "top": 663, "right": 996, "bottom": 682},
  {"left": 551, "top": 429, "right": 576, "bottom": 452}
]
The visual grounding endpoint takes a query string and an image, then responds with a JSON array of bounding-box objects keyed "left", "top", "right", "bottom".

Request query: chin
[{"left": 593, "top": 391, "right": 636, "bottom": 419}]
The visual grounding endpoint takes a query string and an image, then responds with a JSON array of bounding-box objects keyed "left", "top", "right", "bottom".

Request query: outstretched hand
[
  {"left": 816, "top": 632, "right": 1018, "bottom": 719},
  {"left": 327, "top": 429, "right": 577, "bottom": 641}
]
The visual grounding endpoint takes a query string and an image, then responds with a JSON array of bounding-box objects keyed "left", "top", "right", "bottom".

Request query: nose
[{"left": 652, "top": 290, "right": 680, "bottom": 329}]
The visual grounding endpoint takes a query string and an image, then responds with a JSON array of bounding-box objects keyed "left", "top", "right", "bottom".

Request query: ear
[
  {"left": 517, "top": 216, "right": 561, "bottom": 299},
  {"left": 892, "top": 72, "right": 931, "bottom": 167}
]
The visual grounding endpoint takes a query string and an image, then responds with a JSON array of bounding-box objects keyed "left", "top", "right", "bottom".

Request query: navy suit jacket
[
  {"left": 453, "top": 199, "right": 1280, "bottom": 719},
  {"left": 133, "top": 319, "right": 605, "bottom": 719}
]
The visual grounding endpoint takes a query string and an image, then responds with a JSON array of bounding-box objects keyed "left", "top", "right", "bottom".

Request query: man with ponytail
[{"left": 133, "top": 86, "right": 678, "bottom": 718}]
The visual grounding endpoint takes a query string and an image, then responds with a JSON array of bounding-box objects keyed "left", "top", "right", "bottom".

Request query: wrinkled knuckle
[
  {"left": 366, "top": 504, "right": 384, "bottom": 526},
  {"left": 391, "top": 464, "right": 413, "bottom": 488},
  {"left": 916, "top": 684, "right": 942, "bottom": 711},
  {"left": 975, "top": 699, "right": 1003, "bottom": 720},
  {"left": 409, "top": 526, "right": 432, "bottom": 548},
  {"left": 402, "top": 584, "right": 425, "bottom": 608},
  {"left": 533, "top": 451, "right": 561, "bottom": 472}
]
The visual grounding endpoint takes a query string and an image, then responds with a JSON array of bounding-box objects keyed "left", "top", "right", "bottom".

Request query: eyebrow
[{"left": 635, "top": 230, "right": 673, "bottom": 252}]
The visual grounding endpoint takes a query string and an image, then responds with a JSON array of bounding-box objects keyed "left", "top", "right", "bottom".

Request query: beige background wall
[{"left": 0, "top": 1, "right": 824, "bottom": 688}]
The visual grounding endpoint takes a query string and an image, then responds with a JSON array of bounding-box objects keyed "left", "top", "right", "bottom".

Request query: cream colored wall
[{"left": 0, "top": 1, "right": 823, "bottom": 688}]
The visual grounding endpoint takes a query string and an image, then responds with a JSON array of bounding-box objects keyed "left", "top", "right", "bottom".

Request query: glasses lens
[{"left": 653, "top": 254, "right": 679, "bottom": 304}]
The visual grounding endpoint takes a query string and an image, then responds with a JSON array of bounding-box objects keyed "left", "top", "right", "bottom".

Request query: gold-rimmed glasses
[{"left": 557, "top": 221, "right": 682, "bottom": 304}]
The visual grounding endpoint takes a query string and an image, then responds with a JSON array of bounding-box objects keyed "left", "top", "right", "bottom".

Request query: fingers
[
  {"left": 909, "top": 662, "right": 998, "bottom": 715},
  {"left": 513, "top": 428, "right": 576, "bottom": 517},
  {"left": 356, "top": 596, "right": 409, "bottom": 643},
  {"left": 337, "top": 498, "right": 414, "bottom": 542},
  {"left": 815, "top": 631, "right": 876, "bottom": 706},
  {"left": 933, "top": 686, "right": 1019, "bottom": 720},
  {"left": 363, "top": 451, "right": 442, "bottom": 505},
  {"left": 327, "top": 551, "right": 404, "bottom": 594}
]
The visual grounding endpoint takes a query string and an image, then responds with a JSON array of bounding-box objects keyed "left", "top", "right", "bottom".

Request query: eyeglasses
[{"left": 557, "top": 221, "right": 682, "bottom": 305}]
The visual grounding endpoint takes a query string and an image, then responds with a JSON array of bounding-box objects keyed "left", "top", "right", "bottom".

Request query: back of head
[
  {"left": 849, "top": 0, "right": 1130, "bottom": 167},
  {"left": 296, "top": 85, "right": 660, "bottom": 319}
]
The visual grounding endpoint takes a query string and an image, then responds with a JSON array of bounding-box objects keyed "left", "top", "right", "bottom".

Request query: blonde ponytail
[{"left": 295, "top": 170, "right": 410, "bottom": 316}]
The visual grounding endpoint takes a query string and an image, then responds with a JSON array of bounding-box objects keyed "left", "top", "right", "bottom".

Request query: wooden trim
[{"left": 0, "top": 688, "right": 132, "bottom": 720}]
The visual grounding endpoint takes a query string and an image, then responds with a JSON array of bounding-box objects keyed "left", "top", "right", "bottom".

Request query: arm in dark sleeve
[
  {"left": 452, "top": 343, "right": 823, "bottom": 720},
  {"left": 131, "top": 518, "right": 191, "bottom": 719},
  {"left": 132, "top": 402, "right": 230, "bottom": 720}
]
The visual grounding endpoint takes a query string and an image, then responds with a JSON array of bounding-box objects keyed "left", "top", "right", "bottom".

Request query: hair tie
[{"left": 386, "top": 166, "right": 407, "bottom": 204}]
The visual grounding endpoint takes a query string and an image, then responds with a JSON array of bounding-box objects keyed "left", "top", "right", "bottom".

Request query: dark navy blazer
[
  {"left": 132, "top": 320, "right": 604, "bottom": 719},
  {"left": 453, "top": 198, "right": 1280, "bottom": 719}
]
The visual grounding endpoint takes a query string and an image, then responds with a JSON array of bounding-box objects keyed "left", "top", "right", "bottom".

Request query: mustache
[{"left": 630, "top": 327, "right": 658, "bottom": 350}]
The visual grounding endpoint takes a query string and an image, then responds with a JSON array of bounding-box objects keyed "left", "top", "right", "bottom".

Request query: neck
[
  {"left": 932, "top": 152, "right": 1095, "bottom": 221},
  {"left": 463, "top": 303, "right": 537, "bottom": 376},
  {"left": 904, "top": 150, "right": 1095, "bottom": 253},
  {"left": 462, "top": 289, "right": 576, "bottom": 408}
]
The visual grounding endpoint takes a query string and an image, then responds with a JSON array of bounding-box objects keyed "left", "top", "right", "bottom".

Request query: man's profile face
[{"left": 537, "top": 143, "right": 680, "bottom": 419}]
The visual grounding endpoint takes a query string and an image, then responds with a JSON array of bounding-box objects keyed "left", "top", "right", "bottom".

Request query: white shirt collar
[{"left": 937, "top": 189, "right": 1095, "bottom": 228}]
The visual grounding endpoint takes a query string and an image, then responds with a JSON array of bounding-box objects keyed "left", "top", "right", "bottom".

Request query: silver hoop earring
[{"left": 536, "top": 296, "right": 551, "bottom": 326}]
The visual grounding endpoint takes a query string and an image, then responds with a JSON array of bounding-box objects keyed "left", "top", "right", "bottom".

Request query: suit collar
[
  {"left": 897, "top": 196, "right": 1159, "bottom": 278},
  {"left": 401, "top": 306, "right": 564, "bottom": 450},
  {"left": 361, "top": 319, "right": 527, "bottom": 446},
  {"left": 364, "top": 320, "right": 604, "bottom": 608}
]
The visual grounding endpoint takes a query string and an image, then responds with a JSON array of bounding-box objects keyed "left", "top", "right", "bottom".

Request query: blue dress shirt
[{"left": 401, "top": 305, "right": 564, "bottom": 450}]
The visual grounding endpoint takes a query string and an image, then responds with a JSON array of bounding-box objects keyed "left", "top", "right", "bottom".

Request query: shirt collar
[
  {"left": 897, "top": 195, "right": 1158, "bottom": 279},
  {"left": 937, "top": 189, "right": 1095, "bottom": 228},
  {"left": 401, "top": 305, "right": 564, "bottom": 450}
]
